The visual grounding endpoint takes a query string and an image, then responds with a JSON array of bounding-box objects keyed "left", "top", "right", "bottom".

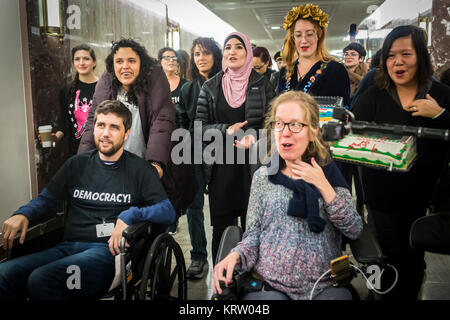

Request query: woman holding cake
[
  {"left": 276, "top": 4, "right": 350, "bottom": 107},
  {"left": 213, "top": 90, "right": 362, "bottom": 300},
  {"left": 352, "top": 25, "right": 450, "bottom": 300}
]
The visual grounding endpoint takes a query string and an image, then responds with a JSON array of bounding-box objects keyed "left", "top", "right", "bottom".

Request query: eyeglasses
[
  {"left": 253, "top": 65, "right": 266, "bottom": 71},
  {"left": 292, "top": 32, "right": 316, "bottom": 41},
  {"left": 162, "top": 55, "right": 178, "bottom": 61},
  {"left": 270, "top": 121, "right": 308, "bottom": 133},
  {"left": 343, "top": 52, "right": 359, "bottom": 57}
]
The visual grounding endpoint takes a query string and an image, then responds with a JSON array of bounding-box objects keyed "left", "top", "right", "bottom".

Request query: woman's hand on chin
[{"left": 290, "top": 157, "right": 336, "bottom": 203}]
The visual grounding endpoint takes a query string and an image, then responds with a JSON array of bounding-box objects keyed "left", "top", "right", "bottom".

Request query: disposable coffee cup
[{"left": 38, "top": 125, "right": 52, "bottom": 148}]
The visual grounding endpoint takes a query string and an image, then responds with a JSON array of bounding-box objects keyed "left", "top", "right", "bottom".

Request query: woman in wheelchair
[{"left": 212, "top": 91, "right": 363, "bottom": 300}]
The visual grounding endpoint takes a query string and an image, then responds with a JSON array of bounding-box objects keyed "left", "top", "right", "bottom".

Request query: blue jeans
[
  {"left": 186, "top": 164, "right": 207, "bottom": 261},
  {"left": 0, "top": 241, "right": 115, "bottom": 300}
]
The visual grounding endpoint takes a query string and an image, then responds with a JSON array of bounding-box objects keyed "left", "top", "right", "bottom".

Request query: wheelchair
[
  {"left": 211, "top": 221, "right": 386, "bottom": 300},
  {"left": 0, "top": 212, "right": 187, "bottom": 300}
]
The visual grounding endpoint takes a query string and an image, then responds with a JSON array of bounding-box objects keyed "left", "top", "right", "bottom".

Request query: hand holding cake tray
[{"left": 320, "top": 106, "right": 449, "bottom": 173}]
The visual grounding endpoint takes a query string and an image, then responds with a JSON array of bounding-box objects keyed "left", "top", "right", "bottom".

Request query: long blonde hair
[
  {"left": 265, "top": 90, "right": 332, "bottom": 166},
  {"left": 282, "top": 18, "right": 334, "bottom": 80}
]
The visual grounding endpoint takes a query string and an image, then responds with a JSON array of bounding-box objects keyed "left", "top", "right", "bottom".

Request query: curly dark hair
[
  {"left": 157, "top": 47, "right": 177, "bottom": 61},
  {"left": 189, "top": 37, "right": 222, "bottom": 80},
  {"left": 105, "top": 38, "right": 158, "bottom": 104}
]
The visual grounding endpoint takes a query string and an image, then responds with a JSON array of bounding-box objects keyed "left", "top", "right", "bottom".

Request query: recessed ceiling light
[{"left": 271, "top": 26, "right": 281, "bottom": 30}]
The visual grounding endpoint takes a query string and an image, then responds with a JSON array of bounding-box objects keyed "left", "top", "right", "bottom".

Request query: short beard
[{"left": 95, "top": 138, "right": 124, "bottom": 158}]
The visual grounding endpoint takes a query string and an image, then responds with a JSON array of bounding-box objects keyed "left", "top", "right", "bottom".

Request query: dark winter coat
[
  {"left": 77, "top": 66, "right": 175, "bottom": 167},
  {"left": 195, "top": 69, "right": 275, "bottom": 182}
]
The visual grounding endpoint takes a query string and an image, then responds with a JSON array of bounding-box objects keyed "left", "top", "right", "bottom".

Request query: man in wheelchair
[
  {"left": 212, "top": 92, "right": 363, "bottom": 300},
  {"left": 0, "top": 100, "right": 175, "bottom": 300}
]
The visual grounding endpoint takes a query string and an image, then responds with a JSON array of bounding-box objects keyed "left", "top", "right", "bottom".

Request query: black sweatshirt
[{"left": 352, "top": 80, "right": 450, "bottom": 213}]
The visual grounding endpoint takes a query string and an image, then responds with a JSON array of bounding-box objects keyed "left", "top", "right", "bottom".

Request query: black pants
[{"left": 368, "top": 208, "right": 426, "bottom": 300}]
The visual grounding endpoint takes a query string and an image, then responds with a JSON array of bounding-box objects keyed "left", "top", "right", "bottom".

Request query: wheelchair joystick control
[{"left": 211, "top": 280, "right": 237, "bottom": 300}]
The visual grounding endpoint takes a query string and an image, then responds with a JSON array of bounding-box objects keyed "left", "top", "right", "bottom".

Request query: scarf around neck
[
  {"left": 221, "top": 32, "right": 254, "bottom": 108},
  {"left": 268, "top": 160, "right": 349, "bottom": 233}
]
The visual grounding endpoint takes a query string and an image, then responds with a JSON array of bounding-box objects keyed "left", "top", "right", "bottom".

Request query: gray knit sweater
[{"left": 232, "top": 166, "right": 363, "bottom": 300}]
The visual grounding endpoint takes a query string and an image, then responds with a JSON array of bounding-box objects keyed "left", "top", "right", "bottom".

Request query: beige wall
[{"left": 0, "top": 0, "right": 31, "bottom": 221}]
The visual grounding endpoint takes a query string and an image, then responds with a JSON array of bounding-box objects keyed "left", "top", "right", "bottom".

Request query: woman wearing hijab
[{"left": 196, "top": 32, "right": 275, "bottom": 264}]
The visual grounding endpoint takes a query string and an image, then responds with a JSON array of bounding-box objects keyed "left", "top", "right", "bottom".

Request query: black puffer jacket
[{"left": 195, "top": 69, "right": 275, "bottom": 182}]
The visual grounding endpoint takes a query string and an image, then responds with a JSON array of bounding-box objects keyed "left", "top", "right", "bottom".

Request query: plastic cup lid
[{"left": 38, "top": 125, "right": 52, "bottom": 131}]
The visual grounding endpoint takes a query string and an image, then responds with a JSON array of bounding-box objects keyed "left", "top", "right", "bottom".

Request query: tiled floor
[
  {"left": 172, "top": 195, "right": 450, "bottom": 300},
  {"left": 172, "top": 196, "right": 214, "bottom": 300}
]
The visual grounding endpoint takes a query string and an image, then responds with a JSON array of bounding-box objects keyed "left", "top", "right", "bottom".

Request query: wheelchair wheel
[{"left": 138, "top": 233, "right": 187, "bottom": 300}]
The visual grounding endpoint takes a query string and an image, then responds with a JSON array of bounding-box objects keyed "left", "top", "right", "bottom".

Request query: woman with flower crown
[{"left": 276, "top": 4, "right": 351, "bottom": 108}]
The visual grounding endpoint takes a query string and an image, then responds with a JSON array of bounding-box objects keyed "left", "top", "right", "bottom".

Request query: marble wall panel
[
  {"left": 26, "top": 0, "right": 71, "bottom": 192},
  {"left": 431, "top": 0, "right": 450, "bottom": 78},
  {"left": 26, "top": 0, "right": 200, "bottom": 192}
]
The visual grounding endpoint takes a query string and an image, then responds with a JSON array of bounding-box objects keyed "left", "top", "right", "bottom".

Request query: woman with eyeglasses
[
  {"left": 352, "top": 25, "right": 450, "bottom": 300},
  {"left": 196, "top": 32, "right": 275, "bottom": 264},
  {"left": 155, "top": 47, "right": 190, "bottom": 235},
  {"left": 213, "top": 90, "right": 362, "bottom": 300},
  {"left": 342, "top": 42, "right": 368, "bottom": 98},
  {"left": 276, "top": 4, "right": 350, "bottom": 107},
  {"left": 158, "top": 47, "right": 187, "bottom": 131}
]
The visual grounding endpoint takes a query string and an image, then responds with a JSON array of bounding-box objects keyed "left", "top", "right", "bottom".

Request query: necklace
[
  {"left": 297, "top": 64, "right": 308, "bottom": 80},
  {"left": 302, "top": 62, "right": 328, "bottom": 93}
]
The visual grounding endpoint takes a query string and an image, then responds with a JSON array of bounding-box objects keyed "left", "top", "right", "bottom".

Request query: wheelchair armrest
[
  {"left": 0, "top": 214, "right": 65, "bottom": 248},
  {"left": 122, "top": 221, "right": 151, "bottom": 243},
  {"left": 349, "top": 222, "right": 385, "bottom": 265},
  {"left": 216, "top": 226, "right": 243, "bottom": 265},
  {"left": 0, "top": 214, "right": 65, "bottom": 261}
]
